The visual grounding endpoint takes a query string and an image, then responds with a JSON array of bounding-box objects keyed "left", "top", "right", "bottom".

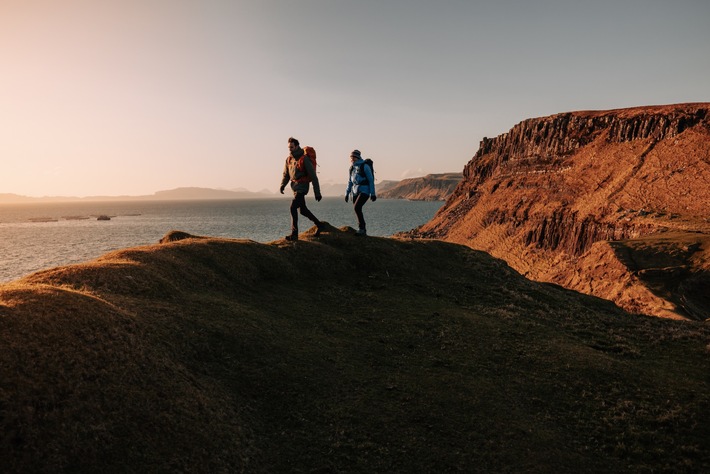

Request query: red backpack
[{"left": 294, "top": 146, "right": 317, "bottom": 183}]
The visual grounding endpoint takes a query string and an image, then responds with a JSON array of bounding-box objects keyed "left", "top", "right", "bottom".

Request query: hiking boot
[
  {"left": 356, "top": 228, "right": 367, "bottom": 236},
  {"left": 315, "top": 222, "right": 324, "bottom": 237},
  {"left": 285, "top": 232, "right": 298, "bottom": 241}
]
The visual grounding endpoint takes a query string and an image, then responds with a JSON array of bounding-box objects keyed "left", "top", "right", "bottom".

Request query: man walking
[{"left": 280, "top": 137, "right": 323, "bottom": 241}]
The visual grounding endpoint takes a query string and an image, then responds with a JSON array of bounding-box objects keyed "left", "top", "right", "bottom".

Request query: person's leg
[
  {"left": 289, "top": 193, "right": 322, "bottom": 239},
  {"left": 298, "top": 194, "right": 323, "bottom": 235},
  {"left": 353, "top": 193, "right": 370, "bottom": 234},
  {"left": 288, "top": 194, "right": 302, "bottom": 238},
  {"left": 299, "top": 201, "right": 319, "bottom": 224}
]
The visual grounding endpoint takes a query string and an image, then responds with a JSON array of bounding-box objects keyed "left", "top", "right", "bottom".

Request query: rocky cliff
[
  {"left": 408, "top": 103, "right": 710, "bottom": 320},
  {"left": 379, "top": 173, "right": 462, "bottom": 201}
]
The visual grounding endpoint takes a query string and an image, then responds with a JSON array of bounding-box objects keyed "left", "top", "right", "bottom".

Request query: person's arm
[
  {"left": 345, "top": 167, "right": 354, "bottom": 201},
  {"left": 365, "top": 164, "right": 376, "bottom": 197},
  {"left": 279, "top": 158, "right": 290, "bottom": 193},
  {"left": 303, "top": 156, "right": 321, "bottom": 198}
]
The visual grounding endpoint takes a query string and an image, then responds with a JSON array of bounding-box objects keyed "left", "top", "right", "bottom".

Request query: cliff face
[
  {"left": 379, "top": 173, "right": 463, "bottom": 201},
  {"left": 411, "top": 103, "right": 710, "bottom": 319}
]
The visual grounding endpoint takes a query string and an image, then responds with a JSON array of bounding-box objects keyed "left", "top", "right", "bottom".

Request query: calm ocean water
[{"left": 0, "top": 198, "right": 442, "bottom": 283}]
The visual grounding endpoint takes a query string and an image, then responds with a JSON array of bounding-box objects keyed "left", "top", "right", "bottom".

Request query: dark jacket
[{"left": 280, "top": 148, "right": 321, "bottom": 196}]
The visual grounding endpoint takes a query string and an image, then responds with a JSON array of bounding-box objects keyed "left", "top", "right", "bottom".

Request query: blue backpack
[{"left": 354, "top": 159, "right": 374, "bottom": 184}]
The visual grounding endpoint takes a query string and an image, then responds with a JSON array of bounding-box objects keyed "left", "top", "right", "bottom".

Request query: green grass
[{"left": 1, "top": 226, "right": 708, "bottom": 472}]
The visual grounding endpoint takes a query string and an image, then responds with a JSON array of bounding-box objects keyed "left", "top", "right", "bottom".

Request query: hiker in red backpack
[
  {"left": 279, "top": 137, "right": 324, "bottom": 241},
  {"left": 345, "top": 149, "right": 376, "bottom": 236}
]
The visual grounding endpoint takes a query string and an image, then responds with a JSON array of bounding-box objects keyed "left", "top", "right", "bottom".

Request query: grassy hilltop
[{"left": 1, "top": 225, "right": 708, "bottom": 472}]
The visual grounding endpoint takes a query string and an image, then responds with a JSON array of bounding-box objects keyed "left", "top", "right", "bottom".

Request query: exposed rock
[
  {"left": 379, "top": 173, "right": 463, "bottom": 201},
  {"left": 407, "top": 103, "right": 710, "bottom": 320}
]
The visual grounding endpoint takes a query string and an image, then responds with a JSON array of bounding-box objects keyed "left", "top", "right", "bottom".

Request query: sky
[{"left": 1, "top": 0, "right": 709, "bottom": 197}]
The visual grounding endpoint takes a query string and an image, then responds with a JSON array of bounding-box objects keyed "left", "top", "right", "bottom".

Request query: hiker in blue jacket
[{"left": 345, "top": 149, "right": 376, "bottom": 236}]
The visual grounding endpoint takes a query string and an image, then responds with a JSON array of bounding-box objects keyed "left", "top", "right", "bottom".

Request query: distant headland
[
  {"left": 1, "top": 175, "right": 461, "bottom": 203},
  {"left": 0, "top": 187, "right": 275, "bottom": 203}
]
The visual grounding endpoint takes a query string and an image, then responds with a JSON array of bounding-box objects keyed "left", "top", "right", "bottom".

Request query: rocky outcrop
[
  {"left": 408, "top": 103, "right": 710, "bottom": 320},
  {"left": 379, "top": 173, "right": 462, "bottom": 201}
]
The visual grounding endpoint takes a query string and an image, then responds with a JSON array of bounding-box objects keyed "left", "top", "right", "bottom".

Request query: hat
[{"left": 350, "top": 149, "right": 361, "bottom": 159}]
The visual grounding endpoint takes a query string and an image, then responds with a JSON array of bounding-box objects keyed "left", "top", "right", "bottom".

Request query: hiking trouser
[
  {"left": 353, "top": 192, "right": 370, "bottom": 230},
  {"left": 290, "top": 192, "right": 319, "bottom": 233}
]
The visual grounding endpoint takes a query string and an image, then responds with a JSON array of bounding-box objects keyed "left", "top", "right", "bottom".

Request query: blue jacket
[{"left": 345, "top": 159, "right": 376, "bottom": 197}]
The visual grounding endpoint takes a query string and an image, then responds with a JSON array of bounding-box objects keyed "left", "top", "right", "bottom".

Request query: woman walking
[{"left": 345, "top": 149, "right": 376, "bottom": 235}]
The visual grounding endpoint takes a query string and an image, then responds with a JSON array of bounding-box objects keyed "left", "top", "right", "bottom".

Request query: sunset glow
[{"left": 1, "top": 0, "right": 708, "bottom": 197}]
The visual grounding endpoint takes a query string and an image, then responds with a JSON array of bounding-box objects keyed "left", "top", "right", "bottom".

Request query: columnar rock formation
[{"left": 408, "top": 103, "right": 710, "bottom": 320}]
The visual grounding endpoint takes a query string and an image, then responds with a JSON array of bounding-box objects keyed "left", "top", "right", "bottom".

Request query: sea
[{"left": 0, "top": 198, "right": 442, "bottom": 283}]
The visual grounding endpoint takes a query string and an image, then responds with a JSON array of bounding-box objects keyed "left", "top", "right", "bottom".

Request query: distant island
[
  {"left": 0, "top": 187, "right": 275, "bottom": 203},
  {"left": 1, "top": 175, "right": 461, "bottom": 203}
]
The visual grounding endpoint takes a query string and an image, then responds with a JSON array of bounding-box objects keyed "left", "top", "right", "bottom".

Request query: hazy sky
[{"left": 2, "top": 0, "right": 709, "bottom": 197}]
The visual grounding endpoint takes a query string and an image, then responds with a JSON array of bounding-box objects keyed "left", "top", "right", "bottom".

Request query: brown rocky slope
[{"left": 406, "top": 103, "right": 710, "bottom": 320}]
